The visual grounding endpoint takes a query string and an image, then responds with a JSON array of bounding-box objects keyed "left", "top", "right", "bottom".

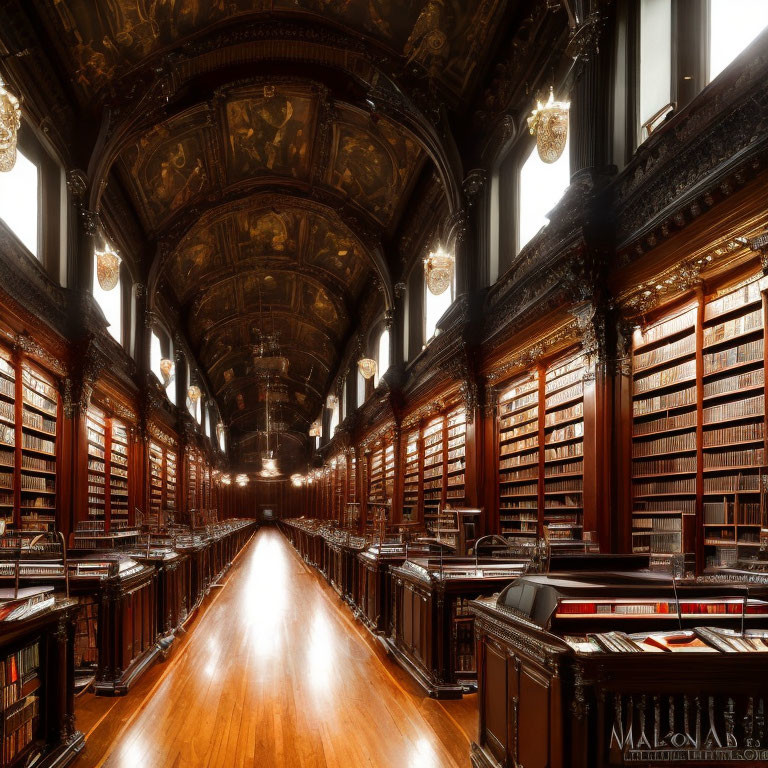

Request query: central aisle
[{"left": 76, "top": 527, "right": 475, "bottom": 768}]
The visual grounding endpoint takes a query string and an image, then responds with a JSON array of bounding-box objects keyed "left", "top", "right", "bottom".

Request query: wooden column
[{"left": 480, "top": 387, "right": 499, "bottom": 538}]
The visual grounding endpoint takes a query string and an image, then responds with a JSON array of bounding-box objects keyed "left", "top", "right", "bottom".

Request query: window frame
[{"left": 0, "top": 120, "right": 68, "bottom": 285}]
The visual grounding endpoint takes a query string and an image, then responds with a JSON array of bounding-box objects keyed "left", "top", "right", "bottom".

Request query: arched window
[
  {"left": 374, "top": 329, "right": 390, "bottom": 386},
  {"left": 424, "top": 275, "right": 454, "bottom": 344},
  {"left": 218, "top": 425, "right": 226, "bottom": 453},
  {"left": 0, "top": 148, "right": 39, "bottom": 258},
  {"left": 93, "top": 244, "right": 122, "bottom": 345},
  {"left": 204, "top": 407, "right": 212, "bottom": 439},
  {"left": 518, "top": 135, "right": 570, "bottom": 253}
]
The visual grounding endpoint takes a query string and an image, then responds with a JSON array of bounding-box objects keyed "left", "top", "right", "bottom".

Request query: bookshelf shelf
[{"left": 497, "top": 374, "right": 539, "bottom": 543}]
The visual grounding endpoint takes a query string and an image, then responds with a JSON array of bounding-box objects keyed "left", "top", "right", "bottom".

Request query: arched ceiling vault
[{"left": 24, "top": 1, "right": 516, "bottom": 471}]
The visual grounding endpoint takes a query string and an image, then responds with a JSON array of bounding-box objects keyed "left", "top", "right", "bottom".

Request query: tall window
[
  {"left": 374, "top": 329, "right": 390, "bottom": 386},
  {"left": 150, "top": 331, "right": 163, "bottom": 380},
  {"left": 709, "top": 1, "right": 768, "bottom": 80},
  {"left": 424, "top": 277, "right": 454, "bottom": 343},
  {"left": 357, "top": 368, "right": 366, "bottom": 408},
  {"left": 219, "top": 426, "right": 226, "bottom": 453},
  {"left": 204, "top": 408, "right": 212, "bottom": 439},
  {"left": 518, "top": 137, "right": 570, "bottom": 253},
  {"left": 638, "top": 1, "right": 768, "bottom": 143},
  {"left": 187, "top": 362, "right": 201, "bottom": 424},
  {"left": 638, "top": 0, "right": 672, "bottom": 140},
  {"left": 328, "top": 400, "right": 340, "bottom": 436},
  {"left": 0, "top": 149, "right": 39, "bottom": 258},
  {"left": 92, "top": 246, "right": 121, "bottom": 345}
]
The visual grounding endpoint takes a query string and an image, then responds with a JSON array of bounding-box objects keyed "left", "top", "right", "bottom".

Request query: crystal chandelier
[
  {"left": 159, "top": 358, "right": 175, "bottom": 387},
  {"left": 221, "top": 474, "right": 232, "bottom": 486},
  {"left": 423, "top": 246, "right": 454, "bottom": 296},
  {"left": 358, "top": 357, "right": 377, "bottom": 380},
  {"left": 291, "top": 473, "right": 305, "bottom": 488},
  {"left": 0, "top": 78, "right": 21, "bottom": 173},
  {"left": 235, "top": 473, "right": 249, "bottom": 487},
  {"left": 187, "top": 385, "right": 202, "bottom": 403},
  {"left": 527, "top": 87, "right": 570, "bottom": 164},
  {"left": 96, "top": 246, "right": 121, "bottom": 291}
]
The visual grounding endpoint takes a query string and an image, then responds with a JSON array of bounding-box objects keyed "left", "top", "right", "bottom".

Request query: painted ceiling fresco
[
  {"left": 164, "top": 197, "right": 371, "bottom": 434},
  {"left": 117, "top": 87, "right": 423, "bottom": 232},
  {"left": 44, "top": 0, "right": 504, "bottom": 98}
]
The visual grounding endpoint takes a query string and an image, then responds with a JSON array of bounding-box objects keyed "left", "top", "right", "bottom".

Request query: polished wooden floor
[{"left": 75, "top": 527, "right": 476, "bottom": 767}]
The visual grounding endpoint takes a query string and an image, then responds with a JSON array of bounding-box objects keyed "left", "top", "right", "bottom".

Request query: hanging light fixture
[
  {"left": 309, "top": 420, "right": 322, "bottom": 438},
  {"left": 221, "top": 474, "right": 231, "bottom": 485},
  {"left": 358, "top": 357, "right": 377, "bottom": 380},
  {"left": 326, "top": 394, "right": 338, "bottom": 409},
  {"left": 235, "top": 473, "right": 249, "bottom": 487},
  {"left": 291, "top": 473, "right": 305, "bottom": 488},
  {"left": 0, "top": 77, "right": 21, "bottom": 173},
  {"left": 527, "top": 86, "right": 570, "bottom": 164},
  {"left": 260, "top": 381, "right": 280, "bottom": 477},
  {"left": 159, "top": 358, "right": 175, "bottom": 387},
  {"left": 187, "top": 385, "right": 202, "bottom": 403},
  {"left": 96, "top": 245, "right": 121, "bottom": 291},
  {"left": 423, "top": 246, "right": 454, "bottom": 296}
]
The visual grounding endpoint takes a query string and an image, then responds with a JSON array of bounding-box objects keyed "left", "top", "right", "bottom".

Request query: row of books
[
  {"left": 702, "top": 447, "right": 764, "bottom": 468},
  {"left": 703, "top": 338, "right": 763, "bottom": 375},
  {"left": 703, "top": 367, "right": 763, "bottom": 398},
  {"left": 500, "top": 468, "right": 537, "bottom": 482},
  {"left": 703, "top": 501, "right": 761, "bottom": 525},
  {"left": 703, "top": 395, "right": 764, "bottom": 424},
  {"left": 703, "top": 422, "right": 764, "bottom": 445},
  {"left": 632, "top": 411, "right": 696, "bottom": 437},
  {"left": 634, "top": 359, "right": 696, "bottom": 395},
  {"left": 634, "top": 333, "right": 695, "bottom": 371},
  {"left": 545, "top": 478, "right": 583, "bottom": 492},
  {"left": 632, "top": 532, "right": 682, "bottom": 554},
  {"left": 703, "top": 474, "right": 761, "bottom": 492},
  {"left": 501, "top": 406, "right": 537, "bottom": 429},
  {"left": 705, "top": 279, "right": 761, "bottom": 320},
  {"left": 543, "top": 459, "right": 583, "bottom": 476},
  {"left": 632, "top": 432, "right": 696, "bottom": 458},
  {"left": 703, "top": 307, "right": 762, "bottom": 346},
  {"left": 21, "top": 434, "right": 53, "bottom": 455},
  {"left": 636, "top": 309, "right": 696, "bottom": 347},
  {"left": 633, "top": 385, "right": 696, "bottom": 416},
  {"left": 545, "top": 421, "right": 584, "bottom": 444},
  {"left": 20, "top": 410, "right": 56, "bottom": 435},
  {"left": 19, "top": 476, "right": 53, "bottom": 492},
  {"left": 21, "top": 455, "right": 54, "bottom": 473},
  {"left": 634, "top": 478, "right": 696, "bottom": 495},
  {"left": 545, "top": 365, "right": 582, "bottom": 394},
  {"left": 633, "top": 455, "right": 696, "bottom": 475},
  {"left": 546, "top": 382, "right": 583, "bottom": 408},
  {"left": 633, "top": 516, "right": 682, "bottom": 531},
  {"left": 544, "top": 443, "right": 583, "bottom": 461}
]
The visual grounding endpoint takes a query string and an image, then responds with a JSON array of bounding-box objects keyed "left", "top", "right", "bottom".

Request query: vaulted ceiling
[{"left": 8, "top": 0, "right": 563, "bottom": 472}]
